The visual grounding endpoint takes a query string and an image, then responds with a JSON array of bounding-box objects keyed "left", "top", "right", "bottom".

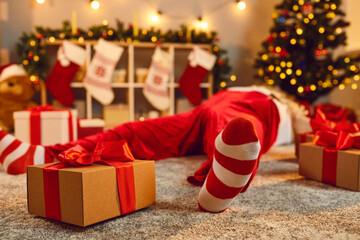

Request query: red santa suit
[{"left": 45, "top": 87, "right": 286, "bottom": 191}]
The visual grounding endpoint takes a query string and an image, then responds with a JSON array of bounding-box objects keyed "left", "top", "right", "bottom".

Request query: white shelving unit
[{"left": 48, "top": 40, "right": 213, "bottom": 121}]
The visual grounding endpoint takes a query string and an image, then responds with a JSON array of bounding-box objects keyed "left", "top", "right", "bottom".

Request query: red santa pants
[{"left": 45, "top": 90, "right": 280, "bottom": 189}]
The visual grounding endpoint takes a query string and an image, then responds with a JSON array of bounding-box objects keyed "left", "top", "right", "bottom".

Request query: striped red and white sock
[
  {"left": 197, "top": 117, "right": 261, "bottom": 213},
  {"left": 0, "top": 129, "right": 53, "bottom": 174}
]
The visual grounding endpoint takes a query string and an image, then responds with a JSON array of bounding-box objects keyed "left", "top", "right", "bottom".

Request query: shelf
[
  {"left": 50, "top": 40, "right": 213, "bottom": 122},
  {"left": 71, "top": 82, "right": 212, "bottom": 88}
]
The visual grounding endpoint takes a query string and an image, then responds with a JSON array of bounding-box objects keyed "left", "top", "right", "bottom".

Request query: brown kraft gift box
[
  {"left": 27, "top": 160, "right": 155, "bottom": 227},
  {"left": 299, "top": 142, "right": 360, "bottom": 191},
  {"left": 295, "top": 132, "right": 314, "bottom": 157}
]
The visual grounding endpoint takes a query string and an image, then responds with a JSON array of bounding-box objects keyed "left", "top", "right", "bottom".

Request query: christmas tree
[{"left": 254, "top": 0, "right": 359, "bottom": 103}]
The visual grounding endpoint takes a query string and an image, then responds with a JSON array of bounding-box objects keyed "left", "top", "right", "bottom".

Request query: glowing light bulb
[
  {"left": 200, "top": 20, "right": 208, "bottom": 29},
  {"left": 230, "top": 75, "right": 237, "bottom": 81},
  {"left": 90, "top": 0, "right": 100, "bottom": 10},
  {"left": 36, "top": 0, "right": 45, "bottom": 4},
  {"left": 237, "top": 0, "right": 246, "bottom": 10},
  {"left": 152, "top": 13, "right": 159, "bottom": 22},
  {"left": 49, "top": 36, "right": 56, "bottom": 43}
]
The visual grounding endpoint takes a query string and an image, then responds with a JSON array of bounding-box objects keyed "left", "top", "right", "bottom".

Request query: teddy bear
[{"left": 0, "top": 64, "right": 39, "bottom": 132}]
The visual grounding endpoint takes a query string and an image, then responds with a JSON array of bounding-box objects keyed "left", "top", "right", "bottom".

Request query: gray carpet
[{"left": 1, "top": 145, "right": 360, "bottom": 239}]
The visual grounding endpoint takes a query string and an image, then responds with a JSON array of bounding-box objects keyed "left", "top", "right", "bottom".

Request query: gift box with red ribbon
[
  {"left": 77, "top": 118, "right": 105, "bottom": 139},
  {"left": 299, "top": 130, "right": 360, "bottom": 191},
  {"left": 27, "top": 140, "right": 155, "bottom": 227},
  {"left": 14, "top": 105, "right": 78, "bottom": 145},
  {"left": 295, "top": 109, "right": 359, "bottom": 157}
]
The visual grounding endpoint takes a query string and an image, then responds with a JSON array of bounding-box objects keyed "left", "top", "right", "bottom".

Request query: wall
[
  {"left": 1, "top": 0, "right": 359, "bottom": 111},
  {"left": 329, "top": 0, "right": 360, "bottom": 116},
  {"left": 2, "top": 0, "right": 279, "bottom": 86}
]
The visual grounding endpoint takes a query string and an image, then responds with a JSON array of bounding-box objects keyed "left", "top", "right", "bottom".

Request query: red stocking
[
  {"left": 46, "top": 41, "right": 86, "bottom": 107},
  {"left": 179, "top": 46, "right": 216, "bottom": 105}
]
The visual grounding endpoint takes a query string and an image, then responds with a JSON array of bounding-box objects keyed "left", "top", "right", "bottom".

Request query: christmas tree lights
[{"left": 254, "top": 0, "right": 360, "bottom": 103}]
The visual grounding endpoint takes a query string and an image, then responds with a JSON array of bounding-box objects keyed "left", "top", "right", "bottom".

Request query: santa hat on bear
[{"left": 0, "top": 64, "right": 27, "bottom": 82}]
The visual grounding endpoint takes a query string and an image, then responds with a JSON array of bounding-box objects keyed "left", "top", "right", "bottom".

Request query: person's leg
[{"left": 197, "top": 116, "right": 261, "bottom": 213}]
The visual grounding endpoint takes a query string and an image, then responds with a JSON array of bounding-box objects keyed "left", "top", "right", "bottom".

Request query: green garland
[{"left": 16, "top": 20, "right": 231, "bottom": 92}]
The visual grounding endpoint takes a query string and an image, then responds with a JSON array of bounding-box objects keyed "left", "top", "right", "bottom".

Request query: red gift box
[{"left": 77, "top": 118, "right": 105, "bottom": 139}]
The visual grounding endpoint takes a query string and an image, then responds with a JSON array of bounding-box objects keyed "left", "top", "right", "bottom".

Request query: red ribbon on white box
[{"left": 26, "top": 105, "right": 74, "bottom": 145}]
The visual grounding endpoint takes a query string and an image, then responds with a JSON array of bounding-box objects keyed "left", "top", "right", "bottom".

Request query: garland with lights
[
  {"left": 16, "top": 20, "right": 231, "bottom": 91},
  {"left": 254, "top": 0, "right": 360, "bottom": 103}
]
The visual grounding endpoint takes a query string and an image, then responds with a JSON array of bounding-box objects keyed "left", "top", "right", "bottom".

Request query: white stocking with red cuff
[
  {"left": 46, "top": 40, "right": 86, "bottom": 107},
  {"left": 84, "top": 39, "right": 124, "bottom": 105},
  {"left": 179, "top": 46, "right": 216, "bottom": 106},
  {"left": 197, "top": 117, "right": 261, "bottom": 213},
  {"left": 143, "top": 47, "right": 172, "bottom": 111}
]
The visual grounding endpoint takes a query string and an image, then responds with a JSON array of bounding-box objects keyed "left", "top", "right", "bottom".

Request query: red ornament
[
  {"left": 217, "top": 59, "right": 223, "bottom": 66},
  {"left": 304, "top": 86, "right": 311, "bottom": 93},
  {"left": 27, "top": 52, "right": 33, "bottom": 59},
  {"left": 279, "top": 49, "right": 288, "bottom": 58},
  {"left": 323, "top": 49, "right": 328, "bottom": 55},
  {"left": 129, "top": 24, "right": 133, "bottom": 29},
  {"left": 315, "top": 49, "right": 322, "bottom": 56},
  {"left": 266, "top": 36, "right": 274, "bottom": 43},
  {"left": 37, "top": 34, "right": 43, "bottom": 39},
  {"left": 102, "top": 32, "right": 108, "bottom": 38}
]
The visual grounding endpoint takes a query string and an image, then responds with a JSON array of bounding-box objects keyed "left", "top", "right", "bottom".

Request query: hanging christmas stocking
[
  {"left": 179, "top": 46, "right": 216, "bottom": 106},
  {"left": 143, "top": 47, "right": 172, "bottom": 111},
  {"left": 46, "top": 40, "right": 86, "bottom": 107},
  {"left": 83, "top": 39, "right": 124, "bottom": 105}
]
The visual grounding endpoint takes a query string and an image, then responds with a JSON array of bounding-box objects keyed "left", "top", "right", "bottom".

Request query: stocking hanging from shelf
[
  {"left": 143, "top": 46, "right": 172, "bottom": 111},
  {"left": 179, "top": 46, "right": 216, "bottom": 106},
  {"left": 83, "top": 39, "right": 124, "bottom": 105},
  {"left": 46, "top": 40, "right": 86, "bottom": 107}
]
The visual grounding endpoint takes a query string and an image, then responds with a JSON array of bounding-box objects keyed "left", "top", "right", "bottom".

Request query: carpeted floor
[{"left": 1, "top": 145, "right": 360, "bottom": 239}]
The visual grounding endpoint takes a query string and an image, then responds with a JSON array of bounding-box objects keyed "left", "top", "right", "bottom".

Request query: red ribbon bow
[
  {"left": 310, "top": 109, "right": 359, "bottom": 134},
  {"left": 56, "top": 140, "right": 135, "bottom": 168},
  {"left": 314, "top": 103, "right": 348, "bottom": 122},
  {"left": 43, "top": 140, "right": 136, "bottom": 222},
  {"left": 26, "top": 104, "right": 53, "bottom": 112},
  {"left": 313, "top": 130, "right": 360, "bottom": 150}
]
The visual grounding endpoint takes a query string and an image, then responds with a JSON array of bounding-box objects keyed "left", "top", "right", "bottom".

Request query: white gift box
[{"left": 13, "top": 109, "right": 78, "bottom": 145}]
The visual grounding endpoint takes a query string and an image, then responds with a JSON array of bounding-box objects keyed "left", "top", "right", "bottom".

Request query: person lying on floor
[{"left": 0, "top": 85, "right": 311, "bottom": 213}]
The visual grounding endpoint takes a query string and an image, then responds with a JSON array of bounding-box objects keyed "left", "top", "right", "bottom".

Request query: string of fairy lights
[
  {"left": 29, "top": 0, "right": 246, "bottom": 89},
  {"left": 35, "top": 0, "right": 246, "bottom": 30}
]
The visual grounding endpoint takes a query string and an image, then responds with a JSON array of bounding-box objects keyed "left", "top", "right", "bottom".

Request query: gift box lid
[
  {"left": 14, "top": 109, "right": 77, "bottom": 119},
  {"left": 78, "top": 118, "right": 105, "bottom": 128}
]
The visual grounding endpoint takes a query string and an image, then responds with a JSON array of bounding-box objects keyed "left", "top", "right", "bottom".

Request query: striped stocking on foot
[
  {"left": 0, "top": 129, "right": 53, "bottom": 174},
  {"left": 197, "top": 117, "right": 261, "bottom": 213}
]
